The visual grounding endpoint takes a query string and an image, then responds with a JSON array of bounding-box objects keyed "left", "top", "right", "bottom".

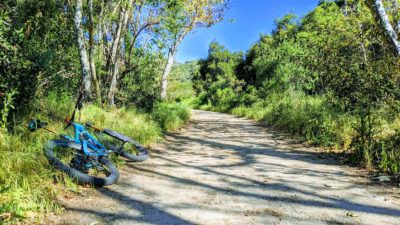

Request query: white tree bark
[
  {"left": 394, "top": 0, "right": 400, "bottom": 34},
  {"left": 160, "top": 33, "right": 186, "bottom": 100},
  {"left": 107, "top": 1, "right": 133, "bottom": 107},
  {"left": 88, "top": 0, "right": 101, "bottom": 102},
  {"left": 160, "top": 50, "right": 175, "bottom": 100},
  {"left": 108, "top": 58, "right": 120, "bottom": 106},
  {"left": 109, "top": 10, "right": 125, "bottom": 68},
  {"left": 372, "top": 0, "right": 400, "bottom": 56},
  {"left": 344, "top": 0, "right": 348, "bottom": 16},
  {"left": 74, "top": 0, "right": 92, "bottom": 97}
]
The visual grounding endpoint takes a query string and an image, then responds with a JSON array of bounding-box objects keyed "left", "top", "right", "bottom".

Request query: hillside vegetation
[
  {"left": 1, "top": 0, "right": 400, "bottom": 222},
  {"left": 193, "top": 1, "right": 400, "bottom": 174},
  {"left": 0, "top": 0, "right": 220, "bottom": 222}
]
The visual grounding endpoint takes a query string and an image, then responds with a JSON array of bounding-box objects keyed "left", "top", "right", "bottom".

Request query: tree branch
[{"left": 369, "top": 0, "right": 400, "bottom": 56}]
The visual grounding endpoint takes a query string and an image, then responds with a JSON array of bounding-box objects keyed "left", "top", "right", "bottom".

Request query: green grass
[
  {"left": 231, "top": 92, "right": 356, "bottom": 148},
  {"left": 152, "top": 102, "right": 191, "bottom": 131},
  {"left": 0, "top": 127, "right": 61, "bottom": 221},
  {"left": 0, "top": 93, "right": 191, "bottom": 223},
  {"left": 203, "top": 91, "right": 356, "bottom": 148}
]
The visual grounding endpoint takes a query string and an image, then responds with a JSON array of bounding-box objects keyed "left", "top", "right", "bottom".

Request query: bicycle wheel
[
  {"left": 119, "top": 141, "right": 149, "bottom": 162},
  {"left": 44, "top": 140, "right": 119, "bottom": 186},
  {"left": 102, "top": 129, "right": 149, "bottom": 162}
]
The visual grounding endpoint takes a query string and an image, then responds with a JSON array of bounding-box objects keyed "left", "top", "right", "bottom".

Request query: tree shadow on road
[
  {"left": 143, "top": 117, "right": 400, "bottom": 220},
  {"left": 65, "top": 187, "right": 195, "bottom": 225},
  {"left": 165, "top": 133, "right": 344, "bottom": 169},
  {"left": 128, "top": 162, "right": 400, "bottom": 218}
]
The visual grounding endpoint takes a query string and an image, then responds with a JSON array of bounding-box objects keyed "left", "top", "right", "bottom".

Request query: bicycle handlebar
[{"left": 85, "top": 122, "right": 102, "bottom": 131}]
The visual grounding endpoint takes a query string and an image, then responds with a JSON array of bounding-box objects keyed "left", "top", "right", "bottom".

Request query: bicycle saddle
[{"left": 103, "top": 129, "right": 134, "bottom": 143}]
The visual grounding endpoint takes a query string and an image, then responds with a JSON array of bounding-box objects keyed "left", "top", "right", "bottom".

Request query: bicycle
[{"left": 29, "top": 118, "right": 149, "bottom": 187}]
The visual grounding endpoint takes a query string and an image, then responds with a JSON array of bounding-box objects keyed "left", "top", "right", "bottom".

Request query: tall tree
[
  {"left": 88, "top": 0, "right": 101, "bottom": 103},
  {"left": 159, "top": 0, "right": 229, "bottom": 100},
  {"left": 368, "top": 0, "right": 400, "bottom": 56},
  {"left": 74, "top": 0, "right": 92, "bottom": 98},
  {"left": 122, "top": 1, "right": 160, "bottom": 80},
  {"left": 107, "top": 0, "right": 133, "bottom": 107}
]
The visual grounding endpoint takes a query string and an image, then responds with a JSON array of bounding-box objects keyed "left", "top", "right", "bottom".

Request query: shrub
[
  {"left": 1, "top": 90, "right": 17, "bottom": 130},
  {"left": 213, "top": 88, "right": 238, "bottom": 112},
  {"left": 152, "top": 102, "right": 191, "bottom": 131},
  {"left": 232, "top": 92, "right": 355, "bottom": 149}
]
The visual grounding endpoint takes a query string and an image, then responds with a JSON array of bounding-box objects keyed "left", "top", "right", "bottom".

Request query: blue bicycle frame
[{"left": 63, "top": 122, "right": 108, "bottom": 158}]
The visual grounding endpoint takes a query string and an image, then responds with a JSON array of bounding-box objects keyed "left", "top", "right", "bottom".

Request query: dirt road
[{"left": 47, "top": 110, "right": 400, "bottom": 225}]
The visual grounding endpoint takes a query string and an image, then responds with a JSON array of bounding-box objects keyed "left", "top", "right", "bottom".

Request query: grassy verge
[
  {"left": 0, "top": 93, "right": 191, "bottom": 223},
  {"left": 152, "top": 102, "right": 191, "bottom": 131},
  {"left": 231, "top": 92, "right": 355, "bottom": 149}
]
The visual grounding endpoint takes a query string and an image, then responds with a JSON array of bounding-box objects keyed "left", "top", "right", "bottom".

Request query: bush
[
  {"left": 263, "top": 92, "right": 337, "bottom": 146},
  {"left": 212, "top": 88, "right": 238, "bottom": 112},
  {"left": 193, "top": 1, "right": 400, "bottom": 174},
  {"left": 152, "top": 102, "right": 191, "bottom": 131},
  {"left": 231, "top": 92, "right": 355, "bottom": 148},
  {"left": 1, "top": 90, "right": 17, "bottom": 130}
]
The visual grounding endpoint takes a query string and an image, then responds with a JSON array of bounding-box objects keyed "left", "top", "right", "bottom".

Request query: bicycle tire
[
  {"left": 102, "top": 129, "right": 149, "bottom": 162},
  {"left": 119, "top": 142, "right": 149, "bottom": 162},
  {"left": 44, "top": 140, "right": 119, "bottom": 186}
]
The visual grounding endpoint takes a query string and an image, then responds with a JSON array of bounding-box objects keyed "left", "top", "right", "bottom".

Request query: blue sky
[{"left": 176, "top": 0, "right": 320, "bottom": 63}]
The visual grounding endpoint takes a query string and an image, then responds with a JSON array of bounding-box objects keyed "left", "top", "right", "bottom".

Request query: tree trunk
[
  {"left": 74, "top": 0, "right": 91, "bottom": 97},
  {"left": 101, "top": 15, "right": 110, "bottom": 73},
  {"left": 108, "top": 58, "right": 120, "bottom": 107},
  {"left": 160, "top": 32, "right": 186, "bottom": 101},
  {"left": 107, "top": 1, "right": 133, "bottom": 107},
  {"left": 359, "top": 24, "right": 368, "bottom": 64},
  {"left": 160, "top": 50, "right": 175, "bottom": 100},
  {"left": 389, "top": 0, "right": 400, "bottom": 33},
  {"left": 88, "top": 0, "right": 101, "bottom": 103},
  {"left": 370, "top": 0, "right": 400, "bottom": 56}
]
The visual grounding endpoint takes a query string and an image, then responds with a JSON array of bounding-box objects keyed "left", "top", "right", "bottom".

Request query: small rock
[
  {"left": 346, "top": 212, "right": 358, "bottom": 217},
  {"left": 376, "top": 175, "right": 391, "bottom": 182},
  {"left": 64, "top": 195, "right": 73, "bottom": 200}
]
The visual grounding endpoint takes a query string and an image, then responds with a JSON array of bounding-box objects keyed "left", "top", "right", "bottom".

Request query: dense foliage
[
  {"left": 0, "top": 0, "right": 227, "bottom": 112},
  {"left": 0, "top": 0, "right": 218, "bottom": 221},
  {"left": 193, "top": 1, "right": 400, "bottom": 173}
]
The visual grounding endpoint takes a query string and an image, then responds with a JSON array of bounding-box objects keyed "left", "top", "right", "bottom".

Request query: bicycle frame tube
[{"left": 64, "top": 122, "right": 107, "bottom": 157}]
